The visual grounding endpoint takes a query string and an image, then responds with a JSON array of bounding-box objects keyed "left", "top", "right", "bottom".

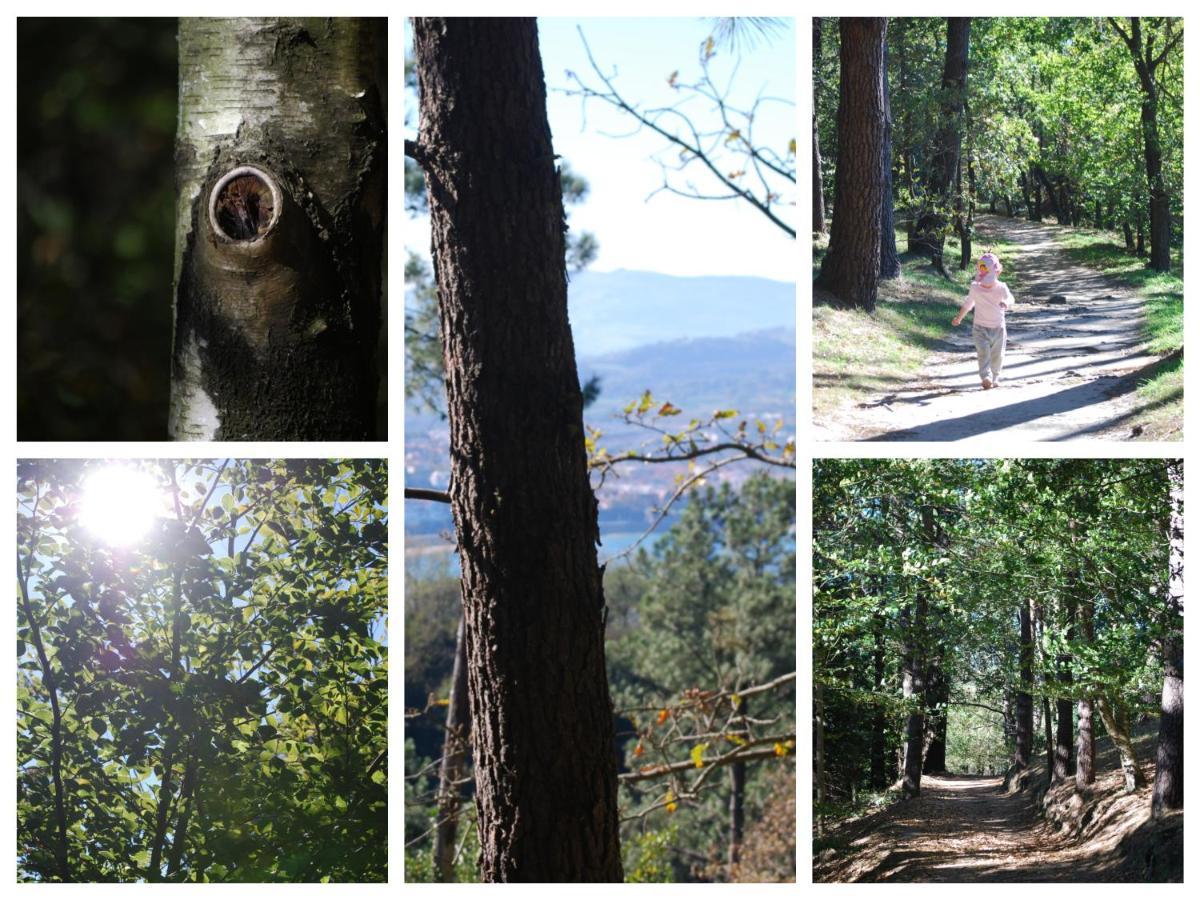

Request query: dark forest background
[{"left": 18, "top": 18, "right": 177, "bottom": 441}]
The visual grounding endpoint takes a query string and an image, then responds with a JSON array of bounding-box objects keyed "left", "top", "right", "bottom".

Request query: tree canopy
[{"left": 17, "top": 459, "right": 388, "bottom": 882}]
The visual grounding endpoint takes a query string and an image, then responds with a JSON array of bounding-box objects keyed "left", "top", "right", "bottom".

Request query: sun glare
[{"left": 79, "top": 466, "right": 162, "bottom": 547}]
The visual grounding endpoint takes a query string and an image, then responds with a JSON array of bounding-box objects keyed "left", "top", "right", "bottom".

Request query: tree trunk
[
  {"left": 1095, "top": 696, "right": 1147, "bottom": 793},
  {"left": 815, "top": 680, "right": 827, "bottom": 835},
  {"left": 818, "top": 18, "right": 887, "bottom": 311},
  {"left": 1015, "top": 600, "right": 1034, "bottom": 769},
  {"left": 923, "top": 665, "right": 948, "bottom": 774},
  {"left": 412, "top": 17, "right": 621, "bottom": 881},
  {"left": 1123, "top": 221, "right": 1135, "bottom": 252},
  {"left": 1054, "top": 596, "right": 1075, "bottom": 782},
  {"left": 728, "top": 752, "right": 746, "bottom": 869},
  {"left": 1042, "top": 696, "right": 1054, "bottom": 776},
  {"left": 170, "top": 18, "right": 385, "bottom": 440},
  {"left": 1136, "top": 209, "right": 1147, "bottom": 255},
  {"left": 812, "top": 18, "right": 826, "bottom": 235},
  {"left": 1076, "top": 547, "right": 1096, "bottom": 788},
  {"left": 1111, "top": 18, "right": 1176, "bottom": 272},
  {"left": 433, "top": 617, "right": 472, "bottom": 881},
  {"left": 879, "top": 36, "right": 900, "bottom": 280},
  {"left": 1152, "top": 459, "right": 1183, "bottom": 817},
  {"left": 910, "top": 18, "right": 970, "bottom": 271},
  {"left": 870, "top": 617, "right": 888, "bottom": 789}
]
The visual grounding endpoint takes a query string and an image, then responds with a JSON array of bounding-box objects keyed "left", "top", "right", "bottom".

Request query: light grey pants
[{"left": 972, "top": 324, "right": 1006, "bottom": 382}]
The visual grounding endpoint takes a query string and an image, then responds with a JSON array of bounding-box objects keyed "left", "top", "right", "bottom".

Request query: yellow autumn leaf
[
  {"left": 690, "top": 742, "right": 709, "bottom": 768},
  {"left": 665, "top": 790, "right": 678, "bottom": 813}
]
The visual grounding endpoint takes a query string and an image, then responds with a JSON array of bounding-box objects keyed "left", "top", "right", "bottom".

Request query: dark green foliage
[
  {"left": 814, "top": 459, "right": 1174, "bottom": 822},
  {"left": 17, "top": 460, "right": 388, "bottom": 882}
]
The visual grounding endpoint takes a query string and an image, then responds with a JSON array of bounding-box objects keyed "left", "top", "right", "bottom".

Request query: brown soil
[{"left": 814, "top": 724, "right": 1183, "bottom": 883}]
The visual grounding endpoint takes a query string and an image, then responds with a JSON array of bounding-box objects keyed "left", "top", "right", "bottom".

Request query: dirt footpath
[{"left": 823, "top": 216, "right": 1162, "bottom": 442}]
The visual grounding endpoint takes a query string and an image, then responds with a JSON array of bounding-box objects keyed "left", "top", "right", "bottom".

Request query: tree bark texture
[
  {"left": 1014, "top": 600, "right": 1034, "bottom": 769},
  {"left": 1076, "top": 561, "right": 1096, "bottom": 787},
  {"left": 412, "top": 17, "right": 621, "bottom": 882},
  {"left": 812, "top": 18, "right": 826, "bottom": 235},
  {"left": 818, "top": 18, "right": 886, "bottom": 312},
  {"left": 879, "top": 37, "right": 900, "bottom": 280},
  {"left": 815, "top": 681, "right": 827, "bottom": 835},
  {"left": 910, "top": 18, "right": 970, "bottom": 270},
  {"left": 1152, "top": 459, "right": 1183, "bottom": 817},
  {"left": 1096, "top": 696, "right": 1146, "bottom": 793},
  {"left": 171, "top": 18, "right": 386, "bottom": 440},
  {"left": 434, "top": 617, "right": 472, "bottom": 881}
]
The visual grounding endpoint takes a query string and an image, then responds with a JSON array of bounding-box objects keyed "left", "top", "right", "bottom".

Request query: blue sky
[{"left": 406, "top": 17, "right": 796, "bottom": 281}]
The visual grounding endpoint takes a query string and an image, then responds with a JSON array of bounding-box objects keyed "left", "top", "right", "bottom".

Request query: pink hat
[{"left": 976, "top": 252, "right": 1002, "bottom": 287}]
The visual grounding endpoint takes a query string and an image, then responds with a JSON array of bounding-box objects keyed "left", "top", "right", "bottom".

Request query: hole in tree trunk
[{"left": 210, "top": 167, "right": 278, "bottom": 241}]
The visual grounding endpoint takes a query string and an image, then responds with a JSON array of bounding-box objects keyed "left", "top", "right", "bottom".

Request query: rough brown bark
[
  {"left": 170, "top": 18, "right": 386, "bottom": 440},
  {"left": 1152, "top": 459, "right": 1183, "bottom": 817},
  {"left": 1076, "top": 542, "right": 1096, "bottom": 787},
  {"left": 433, "top": 617, "right": 472, "bottom": 881},
  {"left": 412, "top": 17, "right": 621, "bottom": 882},
  {"left": 870, "top": 616, "right": 888, "bottom": 789},
  {"left": 1014, "top": 600, "right": 1034, "bottom": 769},
  {"left": 922, "top": 665, "right": 948, "bottom": 774},
  {"left": 910, "top": 18, "right": 970, "bottom": 271},
  {"left": 818, "top": 18, "right": 886, "bottom": 311},
  {"left": 728, "top": 751, "right": 746, "bottom": 869}
]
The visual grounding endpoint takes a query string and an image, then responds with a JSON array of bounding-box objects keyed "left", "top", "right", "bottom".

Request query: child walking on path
[{"left": 952, "top": 251, "right": 1015, "bottom": 390}]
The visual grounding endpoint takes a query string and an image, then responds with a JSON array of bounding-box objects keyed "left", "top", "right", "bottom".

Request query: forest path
[
  {"left": 817, "top": 774, "right": 1113, "bottom": 882},
  {"left": 824, "top": 215, "right": 1159, "bottom": 442}
]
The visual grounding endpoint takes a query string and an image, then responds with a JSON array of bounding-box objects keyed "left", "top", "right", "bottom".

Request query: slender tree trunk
[
  {"left": 1111, "top": 17, "right": 1177, "bottom": 272},
  {"left": 434, "top": 617, "right": 473, "bottom": 881},
  {"left": 812, "top": 18, "right": 826, "bottom": 235},
  {"left": 1152, "top": 459, "right": 1184, "bottom": 817},
  {"left": 1015, "top": 600, "right": 1034, "bottom": 769},
  {"left": 1123, "top": 221, "right": 1135, "bottom": 252},
  {"left": 879, "top": 36, "right": 900, "bottom": 279},
  {"left": 870, "top": 618, "right": 888, "bottom": 789},
  {"left": 411, "top": 18, "right": 621, "bottom": 881},
  {"left": 1076, "top": 535, "right": 1096, "bottom": 787},
  {"left": 728, "top": 753, "right": 746, "bottom": 869},
  {"left": 1054, "top": 596, "right": 1076, "bottom": 782},
  {"left": 910, "top": 18, "right": 970, "bottom": 273},
  {"left": 815, "top": 680, "right": 827, "bottom": 835},
  {"left": 1096, "top": 696, "right": 1147, "bottom": 792},
  {"left": 818, "top": 18, "right": 886, "bottom": 311},
  {"left": 1042, "top": 697, "right": 1055, "bottom": 776},
  {"left": 170, "top": 18, "right": 385, "bottom": 440}
]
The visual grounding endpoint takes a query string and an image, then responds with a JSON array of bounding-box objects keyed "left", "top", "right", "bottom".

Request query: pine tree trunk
[
  {"left": 728, "top": 753, "right": 746, "bottom": 869},
  {"left": 922, "top": 665, "right": 948, "bottom": 774},
  {"left": 818, "top": 18, "right": 886, "bottom": 311},
  {"left": 411, "top": 17, "right": 621, "bottom": 882},
  {"left": 170, "top": 18, "right": 385, "bottom": 440},
  {"left": 1152, "top": 460, "right": 1183, "bottom": 817},
  {"left": 1076, "top": 542, "right": 1097, "bottom": 787},
  {"left": 815, "top": 681, "right": 827, "bottom": 835},
  {"left": 433, "top": 617, "right": 472, "bottom": 881}
]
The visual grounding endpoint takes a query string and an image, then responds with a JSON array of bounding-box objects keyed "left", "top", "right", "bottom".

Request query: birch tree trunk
[
  {"left": 1152, "top": 459, "right": 1183, "bottom": 817},
  {"left": 170, "top": 18, "right": 385, "bottom": 440}
]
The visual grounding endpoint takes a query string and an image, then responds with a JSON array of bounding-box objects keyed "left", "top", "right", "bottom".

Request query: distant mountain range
[
  {"left": 566, "top": 268, "right": 796, "bottom": 357},
  {"left": 405, "top": 269, "right": 796, "bottom": 544}
]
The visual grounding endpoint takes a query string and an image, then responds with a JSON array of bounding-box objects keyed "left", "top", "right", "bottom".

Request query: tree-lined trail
[
  {"left": 818, "top": 773, "right": 1145, "bottom": 882},
  {"left": 823, "top": 215, "right": 1159, "bottom": 441}
]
